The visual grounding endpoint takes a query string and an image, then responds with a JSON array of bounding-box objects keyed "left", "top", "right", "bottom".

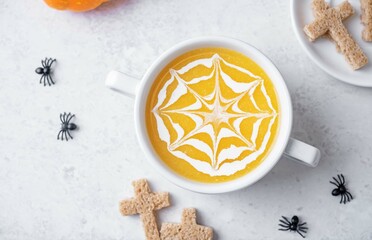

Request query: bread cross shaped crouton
[
  {"left": 312, "top": 0, "right": 354, "bottom": 51},
  {"left": 304, "top": 0, "right": 368, "bottom": 70},
  {"left": 120, "top": 179, "right": 170, "bottom": 240},
  {"left": 312, "top": 0, "right": 354, "bottom": 19},
  {"left": 160, "top": 208, "right": 213, "bottom": 240},
  {"left": 361, "top": 0, "right": 372, "bottom": 41}
]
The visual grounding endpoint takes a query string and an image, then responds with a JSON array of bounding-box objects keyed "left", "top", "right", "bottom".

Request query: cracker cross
[
  {"left": 120, "top": 179, "right": 170, "bottom": 240},
  {"left": 361, "top": 0, "right": 372, "bottom": 41},
  {"left": 160, "top": 208, "right": 213, "bottom": 240},
  {"left": 304, "top": 0, "right": 368, "bottom": 70}
]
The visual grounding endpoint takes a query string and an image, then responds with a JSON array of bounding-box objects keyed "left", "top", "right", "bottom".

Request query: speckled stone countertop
[{"left": 0, "top": 0, "right": 371, "bottom": 239}]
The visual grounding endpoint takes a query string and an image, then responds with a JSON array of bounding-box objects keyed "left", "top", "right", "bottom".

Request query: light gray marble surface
[{"left": 0, "top": 0, "right": 371, "bottom": 239}]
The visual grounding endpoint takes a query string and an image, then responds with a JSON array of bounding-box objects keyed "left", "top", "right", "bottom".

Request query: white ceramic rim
[
  {"left": 290, "top": 0, "right": 372, "bottom": 87},
  {"left": 134, "top": 37, "right": 293, "bottom": 194}
]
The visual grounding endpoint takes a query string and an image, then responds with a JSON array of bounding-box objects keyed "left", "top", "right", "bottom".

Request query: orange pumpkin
[{"left": 44, "top": 0, "right": 108, "bottom": 12}]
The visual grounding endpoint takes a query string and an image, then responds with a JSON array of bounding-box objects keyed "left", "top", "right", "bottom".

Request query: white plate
[{"left": 290, "top": 0, "right": 372, "bottom": 87}]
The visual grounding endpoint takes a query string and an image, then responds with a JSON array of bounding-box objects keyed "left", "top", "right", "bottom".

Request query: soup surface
[{"left": 146, "top": 47, "right": 280, "bottom": 183}]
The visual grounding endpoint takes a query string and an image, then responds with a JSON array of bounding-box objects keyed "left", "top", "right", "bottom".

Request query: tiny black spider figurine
[
  {"left": 35, "top": 58, "right": 56, "bottom": 86},
  {"left": 57, "top": 112, "right": 77, "bottom": 141},
  {"left": 278, "top": 215, "right": 308, "bottom": 238},
  {"left": 330, "top": 174, "right": 353, "bottom": 204}
]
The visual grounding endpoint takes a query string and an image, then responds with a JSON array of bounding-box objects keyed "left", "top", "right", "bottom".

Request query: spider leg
[
  {"left": 346, "top": 191, "right": 353, "bottom": 200},
  {"left": 62, "top": 113, "right": 67, "bottom": 122},
  {"left": 60, "top": 113, "right": 64, "bottom": 124},
  {"left": 64, "top": 131, "right": 68, "bottom": 141},
  {"left": 281, "top": 216, "right": 291, "bottom": 224},
  {"left": 278, "top": 227, "right": 290, "bottom": 231},
  {"left": 279, "top": 220, "right": 290, "bottom": 226},
  {"left": 338, "top": 174, "right": 345, "bottom": 185},
  {"left": 40, "top": 75, "right": 45, "bottom": 84},
  {"left": 49, "top": 59, "right": 56, "bottom": 67},
  {"left": 57, "top": 130, "right": 63, "bottom": 140},
  {"left": 296, "top": 230, "right": 305, "bottom": 238},
  {"left": 65, "top": 113, "right": 71, "bottom": 122},
  {"left": 330, "top": 181, "right": 339, "bottom": 187},
  {"left": 341, "top": 194, "right": 346, "bottom": 204},
  {"left": 298, "top": 227, "right": 307, "bottom": 234},
  {"left": 66, "top": 130, "right": 73, "bottom": 140},
  {"left": 41, "top": 59, "right": 46, "bottom": 67},
  {"left": 298, "top": 222, "right": 307, "bottom": 227},
  {"left": 332, "top": 177, "right": 341, "bottom": 185},
  {"left": 46, "top": 58, "right": 51, "bottom": 66},
  {"left": 47, "top": 74, "right": 55, "bottom": 85},
  {"left": 279, "top": 223, "right": 289, "bottom": 228},
  {"left": 65, "top": 113, "right": 71, "bottom": 124},
  {"left": 345, "top": 193, "right": 350, "bottom": 202},
  {"left": 45, "top": 74, "right": 51, "bottom": 86},
  {"left": 299, "top": 226, "right": 308, "bottom": 231},
  {"left": 346, "top": 192, "right": 353, "bottom": 202},
  {"left": 65, "top": 131, "right": 71, "bottom": 141},
  {"left": 66, "top": 113, "right": 75, "bottom": 124},
  {"left": 43, "top": 75, "right": 47, "bottom": 86}
]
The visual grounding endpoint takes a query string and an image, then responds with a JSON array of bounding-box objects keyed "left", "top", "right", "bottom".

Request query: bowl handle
[
  {"left": 283, "top": 138, "right": 320, "bottom": 167},
  {"left": 105, "top": 71, "right": 140, "bottom": 98}
]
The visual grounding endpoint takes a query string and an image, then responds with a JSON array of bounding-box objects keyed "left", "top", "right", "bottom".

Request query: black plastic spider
[
  {"left": 278, "top": 215, "right": 307, "bottom": 238},
  {"left": 57, "top": 113, "right": 77, "bottom": 141},
  {"left": 330, "top": 174, "right": 353, "bottom": 204},
  {"left": 35, "top": 58, "right": 56, "bottom": 86}
]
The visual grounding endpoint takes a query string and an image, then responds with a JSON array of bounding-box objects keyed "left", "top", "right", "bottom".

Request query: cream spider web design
[{"left": 152, "top": 54, "right": 277, "bottom": 176}]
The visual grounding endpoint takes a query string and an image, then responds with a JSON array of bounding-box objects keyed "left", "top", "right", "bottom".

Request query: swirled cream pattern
[{"left": 152, "top": 53, "right": 277, "bottom": 177}]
